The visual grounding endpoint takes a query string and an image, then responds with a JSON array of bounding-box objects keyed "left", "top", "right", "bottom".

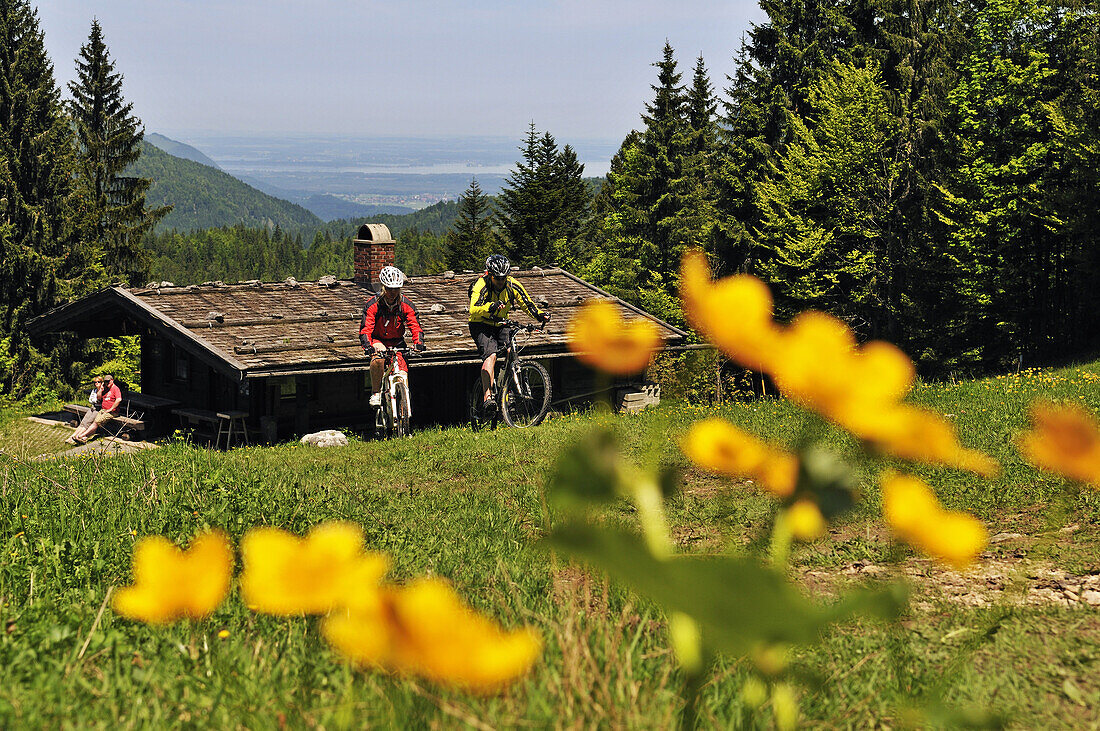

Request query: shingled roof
[{"left": 30, "top": 269, "right": 691, "bottom": 379}]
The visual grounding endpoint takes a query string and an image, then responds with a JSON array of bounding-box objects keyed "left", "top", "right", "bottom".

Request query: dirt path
[{"left": 804, "top": 555, "right": 1100, "bottom": 610}]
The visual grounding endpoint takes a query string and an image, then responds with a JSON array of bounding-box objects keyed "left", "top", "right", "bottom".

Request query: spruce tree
[
  {"left": 494, "top": 123, "right": 589, "bottom": 267},
  {"left": 548, "top": 143, "right": 591, "bottom": 266},
  {"left": 667, "top": 55, "right": 720, "bottom": 258},
  {"left": 596, "top": 43, "right": 686, "bottom": 278},
  {"left": 717, "top": 0, "right": 856, "bottom": 277},
  {"left": 445, "top": 178, "right": 492, "bottom": 271},
  {"left": 637, "top": 41, "right": 688, "bottom": 276},
  {"left": 936, "top": 0, "right": 1097, "bottom": 364},
  {"left": 754, "top": 61, "right": 903, "bottom": 337},
  {"left": 69, "top": 19, "right": 169, "bottom": 286},
  {"left": 0, "top": 0, "right": 79, "bottom": 390}
]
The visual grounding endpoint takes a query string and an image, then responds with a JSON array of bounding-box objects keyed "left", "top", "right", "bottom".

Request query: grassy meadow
[{"left": 1, "top": 361, "right": 1099, "bottom": 728}]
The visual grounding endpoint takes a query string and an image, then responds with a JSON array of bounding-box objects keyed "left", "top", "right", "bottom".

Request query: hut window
[
  {"left": 173, "top": 350, "right": 190, "bottom": 382},
  {"left": 278, "top": 377, "right": 296, "bottom": 401}
]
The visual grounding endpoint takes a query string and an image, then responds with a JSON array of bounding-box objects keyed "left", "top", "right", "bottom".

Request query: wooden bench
[
  {"left": 62, "top": 404, "right": 146, "bottom": 439},
  {"left": 171, "top": 408, "right": 249, "bottom": 449}
]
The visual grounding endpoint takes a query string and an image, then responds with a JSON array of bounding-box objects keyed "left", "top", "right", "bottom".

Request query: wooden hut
[{"left": 30, "top": 224, "right": 692, "bottom": 440}]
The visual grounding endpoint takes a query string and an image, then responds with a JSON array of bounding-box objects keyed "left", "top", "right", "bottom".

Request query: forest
[{"left": 1, "top": 0, "right": 1098, "bottom": 399}]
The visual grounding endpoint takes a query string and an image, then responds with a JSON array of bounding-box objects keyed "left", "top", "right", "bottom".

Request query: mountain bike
[
  {"left": 468, "top": 319, "right": 552, "bottom": 429},
  {"left": 373, "top": 346, "right": 417, "bottom": 438}
]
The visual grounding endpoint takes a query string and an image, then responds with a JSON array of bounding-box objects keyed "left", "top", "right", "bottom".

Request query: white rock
[
  {"left": 299, "top": 430, "right": 348, "bottom": 448},
  {"left": 1082, "top": 590, "right": 1100, "bottom": 606}
]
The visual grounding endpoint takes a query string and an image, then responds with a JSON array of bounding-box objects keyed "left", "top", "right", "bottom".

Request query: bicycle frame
[
  {"left": 469, "top": 318, "right": 551, "bottom": 429},
  {"left": 491, "top": 320, "right": 539, "bottom": 401},
  {"left": 375, "top": 348, "right": 412, "bottom": 426}
]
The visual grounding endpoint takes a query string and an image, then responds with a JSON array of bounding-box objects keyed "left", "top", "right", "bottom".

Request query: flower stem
[
  {"left": 770, "top": 511, "right": 793, "bottom": 570},
  {"left": 631, "top": 475, "right": 673, "bottom": 560}
]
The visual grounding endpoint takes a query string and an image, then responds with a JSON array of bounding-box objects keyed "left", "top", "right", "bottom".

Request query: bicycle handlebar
[
  {"left": 366, "top": 344, "right": 426, "bottom": 357},
  {"left": 497, "top": 319, "right": 547, "bottom": 332}
]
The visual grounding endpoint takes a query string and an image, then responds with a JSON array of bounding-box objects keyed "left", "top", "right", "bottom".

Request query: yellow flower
[
  {"left": 322, "top": 577, "right": 542, "bottom": 694},
  {"left": 880, "top": 473, "right": 987, "bottom": 569},
  {"left": 113, "top": 531, "right": 233, "bottom": 625},
  {"left": 241, "top": 523, "right": 389, "bottom": 615},
  {"left": 786, "top": 500, "right": 826, "bottom": 541},
  {"left": 680, "top": 251, "right": 783, "bottom": 373},
  {"left": 217, "top": 629, "right": 230, "bottom": 639},
  {"left": 846, "top": 405, "right": 999, "bottom": 477},
  {"left": 1017, "top": 401, "right": 1100, "bottom": 486},
  {"left": 681, "top": 417, "right": 797, "bottom": 497},
  {"left": 567, "top": 299, "right": 661, "bottom": 375},
  {"left": 677, "top": 251, "right": 998, "bottom": 477},
  {"left": 880, "top": 472, "right": 940, "bottom": 537},
  {"left": 771, "top": 314, "right": 920, "bottom": 429}
]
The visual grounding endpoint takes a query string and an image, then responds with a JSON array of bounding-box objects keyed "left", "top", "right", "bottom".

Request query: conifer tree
[
  {"left": 594, "top": 42, "right": 686, "bottom": 281},
  {"left": 495, "top": 123, "right": 589, "bottom": 267},
  {"left": 685, "top": 55, "right": 718, "bottom": 155},
  {"left": 755, "top": 61, "right": 903, "bottom": 337},
  {"left": 936, "top": 0, "right": 1100, "bottom": 364},
  {"left": 717, "top": 0, "right": 856, "bottom": 276},
  {"left": 637, "top": 41, "right": 688, "bottom": 277},
  {"left": 445, "top": 178, "right": 492, "bottom": 271},
  {"left": 667, "top": 55, "right": 720, "bottom": 258},
  {"left": 69, "top": 19, "right": 169, "bottom": 286},
  {"left": 0, "top": 0, "right": 79, "bottom": 388}
]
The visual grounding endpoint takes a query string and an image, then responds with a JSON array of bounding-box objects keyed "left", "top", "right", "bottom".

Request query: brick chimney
[{"left": 352, "top": 223, "right": 396, "bottom": 289}]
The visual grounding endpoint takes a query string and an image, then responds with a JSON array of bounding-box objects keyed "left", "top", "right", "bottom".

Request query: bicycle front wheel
[
  {"left": 394, "top": 382, "right": 410, "bottom": 437},
  {"left": 500, "top": 360, "right": 551, "bottom": 428}
]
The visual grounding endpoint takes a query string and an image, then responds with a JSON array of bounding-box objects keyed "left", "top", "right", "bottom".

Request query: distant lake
[
  {"left": 221, "top": 161, "right": 612, "bottom": 177},
  {"left": 162, "top": 132, "right": 616, "bottom": 202}
]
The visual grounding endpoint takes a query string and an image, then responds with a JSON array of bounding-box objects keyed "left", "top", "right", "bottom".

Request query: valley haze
[{"left": 158, "top": 132, "right": 616, "bottom": 209}]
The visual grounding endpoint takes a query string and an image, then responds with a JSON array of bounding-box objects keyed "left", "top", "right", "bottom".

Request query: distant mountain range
[
  {"left": 145, "top": 133, "right": 222, "bottom": 170},
  {"left": 144, "top": 134, "right": 415, "bottom": 222},
  {"left": 134, "top": 134, "right": 603, "bottom": 235},
  {"left": 131, "top": 141, "right": 322, "bottom": 231},
  {"left": 300, "top": 194, "right": 413, "bottom": 222}
]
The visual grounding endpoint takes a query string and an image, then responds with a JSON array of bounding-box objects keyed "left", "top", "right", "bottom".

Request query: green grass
[{"left": 1, "top": 363, "right": 1099, "bottom": 727}]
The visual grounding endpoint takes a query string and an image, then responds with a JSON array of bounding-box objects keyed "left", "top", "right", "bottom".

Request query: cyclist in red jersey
[{"left": 359, "top": 266, "right": 425, "bottom": 407}]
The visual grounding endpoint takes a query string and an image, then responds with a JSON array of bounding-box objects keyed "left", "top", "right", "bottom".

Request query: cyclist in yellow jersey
[{"left": 469, "top": 254, "right": 550, "bottom": 413}]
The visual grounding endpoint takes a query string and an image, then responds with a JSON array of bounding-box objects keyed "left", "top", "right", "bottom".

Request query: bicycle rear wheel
[{"left": 500, "top": 360, "right": 551, "bottom": 428}]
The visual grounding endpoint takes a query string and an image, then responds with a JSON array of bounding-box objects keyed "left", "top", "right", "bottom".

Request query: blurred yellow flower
[
  {"left": 846, "top": 405, "right": 999, "bottom": 477},
  {"left": 217, "top": 629, "right": 230, "bottom": 639},
  {"left": 681, "top": 417, "right": 797, "bottom": 497},
  {"left": 769, "top": 312, "right": 859, "bottom": 415},
  {"left": 322, "top": 577, "right": 541, "bottom": 694},
  {"left": 880, "top": 473, "right": 987, "bottom": 569},
  {"left": 113, "top": 530, "right": 233, "bottom": 625},
  {"left": 786, "top": 500, "right": 826, "bottom": 541},
  {"left": 680, "top": 251, "right": 782, "bottom": 373},
  {"left": 567, "top": 299, "right": 660, "bottom": 375},
  {"left": 772, "top": 314, "right": 928, "bottom": 439},
  {"left": 241, "top": 523, "right": 389, "bottom": 615},
  {"left": 1017, "top": 401, "right": 1100, "bottom": 487}
]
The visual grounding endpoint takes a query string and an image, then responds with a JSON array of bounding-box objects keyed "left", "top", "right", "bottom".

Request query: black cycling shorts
[{"left": 470, "top": 322, "right": 513, "bottom": 361}]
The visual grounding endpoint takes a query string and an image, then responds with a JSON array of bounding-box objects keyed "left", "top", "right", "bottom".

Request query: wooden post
[{"left": 295, "top": 376, "right": 309, "bottom": 436}]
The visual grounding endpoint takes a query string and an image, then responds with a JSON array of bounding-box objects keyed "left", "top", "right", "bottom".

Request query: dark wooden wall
[{"left": 139, "top": 335, "right": 641, "bottom": 440}]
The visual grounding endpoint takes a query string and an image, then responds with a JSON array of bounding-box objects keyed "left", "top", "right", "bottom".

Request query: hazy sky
[{"left": 38, "top": 0, "right": 763, "bottom": 143}]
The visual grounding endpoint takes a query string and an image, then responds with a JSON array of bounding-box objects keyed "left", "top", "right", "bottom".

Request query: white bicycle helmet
[
  {"left": 379, "top": 265, "right": 405, "bottom": 288},
  {"left": 485, "top": 254, "right": 510, "bottom": 277}
]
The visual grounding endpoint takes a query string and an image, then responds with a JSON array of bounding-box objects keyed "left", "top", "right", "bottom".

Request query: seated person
[
  {"left": 468, "top": 254, "right": 550, "bottom": 413},
  {"left": 72, "top": 374, "right": 121, "bottom": 443},
  {"left": 68, "top": 376, "right": 103, "bottom": 444},
  {"left": 358, "top": 266, "right": 425, "bottom": 407}
]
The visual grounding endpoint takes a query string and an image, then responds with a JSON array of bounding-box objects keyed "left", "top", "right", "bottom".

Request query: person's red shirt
[
  {"left": 358, "top": 293, "right": 423, "bottom": 349},
  {"left": 101, "top": 382, "right": 122, "bottom": 412}
]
